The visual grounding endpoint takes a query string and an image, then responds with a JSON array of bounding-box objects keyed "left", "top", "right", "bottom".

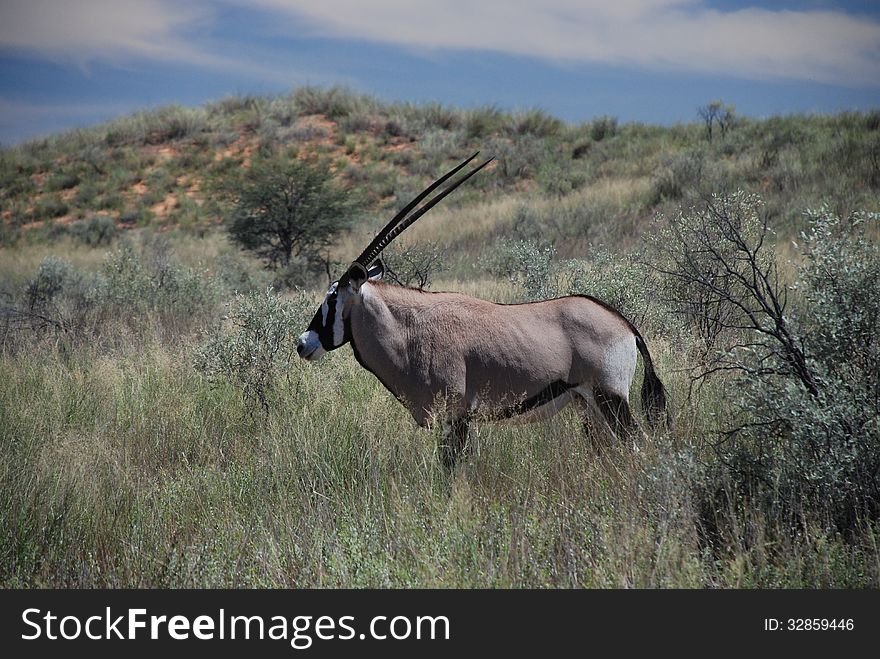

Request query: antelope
[{"left": 296, "top": 153, "right": 669, "bottom": 470}]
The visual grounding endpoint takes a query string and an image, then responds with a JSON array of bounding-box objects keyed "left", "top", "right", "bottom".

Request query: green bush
[
  {"left": 32, "top": 197, "right": 69, "bottom": 221},
  {"left": 483, "top": 238, "right": 657, "bottom": 330},
  {"left": 68, "top": 216, "right": 118, "bottom": 247},
  {"left": 536, "top": 160, "right": 588, "bottom": 197},
  {"left": 508, "top": 109, "right": 563, "bottom": 138},
  {"left": 464, "top": 105, "right": 506, "bottom": 139},
  {"left": 651, "top": 150, "right": 705, "bottom": 203},
  {"left": 6, "top": 256, "right": 107, "bottom": 342},
  {"left": 483, "top": 239, "right": 561, "bottom": 301},
  {"left": 3, "top": 237, "right": 225, "bottom": 351},
  {"left": 194, "top": 289, "right": 310, "bottom": 413},
  {"left": 26, "top": 256, "right": 78, "bottom": 310},
  {"left": 590, "top": 116, "right": 618, "bottom": 141},
  {"left": 652, "top": 195, "right": 880, "bottom": 532},
  {"left": 103, "top": 237, "right": 217, "bottom": 319},
  {"left": 226, "top": 155, "right": 357, "bottom": 277},
  {"left": 44, "top": 172, "right": 80, "bottom": 192},
  {"left": 382, "top": 243, "right": 446, "bottom": 290},
  {"left": 649, "top": 192, "right": 781, "bottom": 358},
  {"left": 291, "top": 86, "right": 372, "bottom": 121},
  {"left": 487, "top": 135, "right": 548, "bottom": 184},
  {"left": 104, "top": 105, "right": 206, "bottom": 146},
  {"left": 735, "top": 207, "right": 880, "bottom": 530},
  {"left": 563, "top": 250, "right": 659, "bottom": 330}
]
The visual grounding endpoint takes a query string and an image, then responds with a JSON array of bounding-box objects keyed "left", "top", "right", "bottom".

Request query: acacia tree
[
  {"left": 227, "top": 156, "right": 356, "bottom": 272},
  {"left": 697, "top": 100, "right": 737, "bottom": 142}
]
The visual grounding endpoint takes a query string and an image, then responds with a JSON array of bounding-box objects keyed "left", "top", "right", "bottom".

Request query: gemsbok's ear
[
  {"left": 346, "top": 262, "right": 369, "bottom": 292},
  {"left": 367, "top": 259, "right": 384, "bottom": 282}
]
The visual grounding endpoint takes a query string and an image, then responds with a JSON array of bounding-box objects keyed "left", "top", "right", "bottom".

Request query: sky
[{"left": 1, "top": 0, "right": 879, "bottom": 145}]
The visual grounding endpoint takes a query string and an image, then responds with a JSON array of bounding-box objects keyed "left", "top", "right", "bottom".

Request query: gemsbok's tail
[{"left": 633, "top": 332, "right": 670, "bottom": 430}]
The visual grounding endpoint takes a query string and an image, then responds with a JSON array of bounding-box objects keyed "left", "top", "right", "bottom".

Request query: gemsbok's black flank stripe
[{"left": 497, "top": 380, "right": 576, "bottom": 419}]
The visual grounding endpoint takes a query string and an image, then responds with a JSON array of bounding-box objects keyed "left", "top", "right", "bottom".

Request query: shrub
[
  {"left": 697, "top": 101, "right": 737, "bottom": 142},
  {"left": 650, "top": 192, "right": 815, "bottom": 386},
  {"left": 382, "top": 243, "right": 446, "bottom": 290},
  {"left": 32, "top": 197, "right": 69, "bottom": 221},
  {"left": 104, "top": 105, "right": 206, "bottom": 146},
  {"left": 69, "top": 216, "right": 118, "bottom": 247},
  {"left": 724, "top": 207, "right": 880, "bottom": 531},
  {"left": 194, "top": 289, "right": 310, "bottom": 414},
  {"left": 415, "top": 130, "right": 469, "bottom": 172},
  {"left": 101, "top": 237, "right": 219, "bottom": 328},
  {"left": 404, "top": 102, "right": 461, "bottom": 132},
  {"left": 73, "top": 183, "right": 99, "bottom": 207},
  {"left": 214, "top": 251, "right": 271, "bottom": 294},
  {"left": 291, "top": 86, "right": 369, "bottom": 120},
  {"left": 483, "top": 238, "right": 657, "bottom": 328},
  {"left": 651, "top": 150, "right": 705, "bottom": 203},
  {"left": 3, "top": 238, "right": 222, "bottom": 350},
  {"left": 536, "top": 160, "right": 587, "bottom": 197},
  {"left": 651, "top": 194, "right": 880, "bottom": 532},
  {"left": 338, "top": 110, "right": 383, "bottom": 135},
  {"left": 571, "top": 139, "right": 592, "bottom": 160},
  {"left": 487, "top": 135, "right": 548, "bottom": 184},
  {"left": 590, "top": 116, "right": 618, "bottom": 142},
  {"left": 45, "top": 172, "right": 80, "bottom": 192},
  {"left": 464, "top": 105, "right": 506, "bottom": 139},
  {"left": 563, "top": 250, "right": 658, "bottom": 330},
  {"left": 25, "top": 256, "right": 78, "bottom": 311},
  {"left": 798, "top": 208, "right": 880, "bottom": 379},
  {"left": 483, "top": 239, "right": 560, "bottom": 302},
  {"left": 226, "top": 155, "right": 357, "bottom": 275},
  {"left": 509, "top": 109, "right": 563, "bottom": 138},
  {"left": 1, "top": 256, "right": 106, "bottom": 342}
]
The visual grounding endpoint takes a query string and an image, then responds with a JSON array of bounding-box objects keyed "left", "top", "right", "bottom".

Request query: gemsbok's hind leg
[
  {"left": 574, "top": 385, "right": 638, "bottom": 453},
  {"left": 573, "top": 387, "right": 613, "bottom": 454},
  {"left": 439, "top": 415, "right": 470, "bottom": 472},
  {"left": 593, "top": 386, "right": 637, "bottom": 442}
]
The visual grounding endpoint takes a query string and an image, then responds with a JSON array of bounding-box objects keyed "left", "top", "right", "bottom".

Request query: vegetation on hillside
[
  {"left": 2, "top": 86, "right": 878, "bottom": 259},
  {"left": 0, "top": 87, "right": 878, "bottom": 587}
]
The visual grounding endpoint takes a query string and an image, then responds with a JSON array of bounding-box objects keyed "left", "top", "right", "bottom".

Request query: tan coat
[{"left": 347, "top": 282, "right": 639, "bottom": 426}]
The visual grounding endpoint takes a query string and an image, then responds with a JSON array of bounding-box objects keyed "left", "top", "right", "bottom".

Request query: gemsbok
[{"left": 296, "top": 153, "right": 669, "bottom": 470}]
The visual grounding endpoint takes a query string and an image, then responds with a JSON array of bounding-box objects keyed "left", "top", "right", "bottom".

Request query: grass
[
  {"left": 1, "top": 233, "right": 878, "bottom": 588},
  {"left": 1, "top": 325, "right": 875, "bottom": 588}
]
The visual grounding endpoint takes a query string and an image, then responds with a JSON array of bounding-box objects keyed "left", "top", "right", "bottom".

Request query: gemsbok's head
[{"left": 296, "top": 152, "right": 493, "bottom": 361}]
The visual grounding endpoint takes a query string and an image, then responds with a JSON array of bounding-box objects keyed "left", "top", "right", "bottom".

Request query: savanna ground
[{"left": 1, "top": 88, "right": 879, "bottom": 587}]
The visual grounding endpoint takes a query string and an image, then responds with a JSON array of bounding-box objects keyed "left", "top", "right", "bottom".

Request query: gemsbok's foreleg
[{"left": 439, "top": 415, "right": 470, "bottom": 472}]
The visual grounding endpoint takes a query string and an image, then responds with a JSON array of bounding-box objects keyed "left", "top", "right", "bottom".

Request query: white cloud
[
  {"left": 0, "top": 1, "right": 210, "bottom": 65},
  {"left": 1, "top": 1, "right": 877, "bottom": 86},
  {"left": 0, "top": 0, "right": 294, "bottom": 82},
  {"left": 249, "top": 0, "right": 880, "bottom": 85}
]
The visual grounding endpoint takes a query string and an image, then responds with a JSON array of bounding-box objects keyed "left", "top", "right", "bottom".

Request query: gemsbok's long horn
[{"left": 351, "top": 152, "right": 492, "bottom": 269}]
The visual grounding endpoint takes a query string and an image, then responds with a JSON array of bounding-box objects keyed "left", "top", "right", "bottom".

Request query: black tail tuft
[{"left": 634, "top": 333, "right": 671, "bottom": 430}]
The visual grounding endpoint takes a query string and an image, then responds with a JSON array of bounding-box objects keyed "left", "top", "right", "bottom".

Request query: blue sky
[{"left": 1, "top": 0, "right": 879, "bottom": 145}]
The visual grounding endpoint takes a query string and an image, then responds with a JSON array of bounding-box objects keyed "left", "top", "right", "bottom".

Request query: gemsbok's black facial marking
[{"left": 297, "top": 281, "right": 351, "bottom": 359}]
